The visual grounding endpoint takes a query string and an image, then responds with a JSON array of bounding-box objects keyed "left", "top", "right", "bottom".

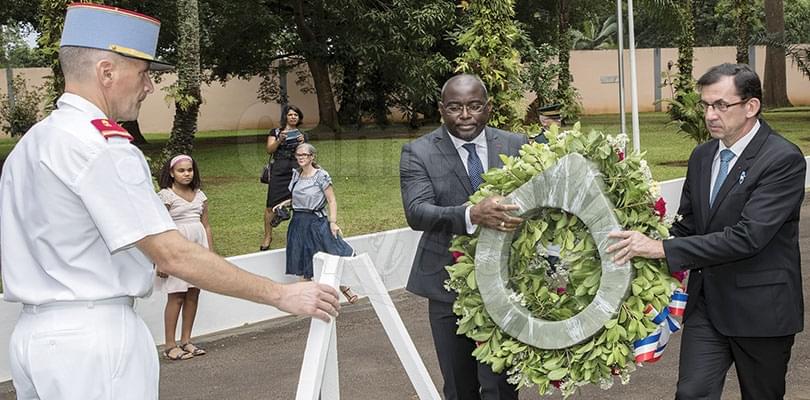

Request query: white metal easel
[{"left": 295, "top": 253, "right": 441, "bottom": 400}]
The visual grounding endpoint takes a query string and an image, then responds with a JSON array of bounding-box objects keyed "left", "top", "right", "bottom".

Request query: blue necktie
[
  {"left": 463, "top": 143, "right": 484, "bottom": 191},
  {"left": 710, "top": 149, "right": 735, "bottom": 206}
]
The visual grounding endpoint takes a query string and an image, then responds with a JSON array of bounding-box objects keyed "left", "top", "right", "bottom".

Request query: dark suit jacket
[
  {"left": 663, "top": 120, "right": 805, "bottom": 337},
  {"left": 400, "top": 126, "right": 529, "bottom": 303}
]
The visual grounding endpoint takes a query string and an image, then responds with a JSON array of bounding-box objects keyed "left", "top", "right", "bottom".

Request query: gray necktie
[
  {"left": 463, "top": 143, "right": 484, "bottom": 191},
  {"left": 710, "top": 149, "right": 735, "bottom": 206}
]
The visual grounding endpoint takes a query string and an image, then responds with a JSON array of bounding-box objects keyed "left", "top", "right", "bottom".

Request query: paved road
[{"left": 2, "top": 203, "right": 810, "bottom": 399}]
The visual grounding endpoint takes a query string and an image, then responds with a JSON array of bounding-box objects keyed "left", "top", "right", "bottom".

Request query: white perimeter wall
[{"left": 2, "top": 158, "right": 810, "bottom": 381}]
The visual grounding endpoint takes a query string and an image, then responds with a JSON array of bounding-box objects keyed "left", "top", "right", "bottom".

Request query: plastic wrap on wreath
[{"left": 475, "top": 153, "right": 634, "bottom": 350}]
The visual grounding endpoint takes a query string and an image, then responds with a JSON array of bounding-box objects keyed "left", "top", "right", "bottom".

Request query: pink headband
[{"left": 170, "top": 155, "right": 192, "bottom": 168}]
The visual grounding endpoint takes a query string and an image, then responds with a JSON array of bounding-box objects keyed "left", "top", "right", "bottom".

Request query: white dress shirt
[
  {"left": 710, "top": 120, "right": 759, "bottom": 196},
  {"left": 0, "top": 93, "right": 177, "bottom": 304},
  {"left": 447, "top": 130, "right": 488, "bottom": 234}
]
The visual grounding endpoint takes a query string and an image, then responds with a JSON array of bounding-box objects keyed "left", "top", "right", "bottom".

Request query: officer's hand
[
  {"left": 275, "top": 281, "right": 340, "bottom": 322},
  {"left": 470, "top": 195, "right": 523, "bottom": 231}
]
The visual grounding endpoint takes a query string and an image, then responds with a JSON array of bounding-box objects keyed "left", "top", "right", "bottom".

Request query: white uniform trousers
[{"left": 8, "top": 297, "right": 158, "bottom": 400}]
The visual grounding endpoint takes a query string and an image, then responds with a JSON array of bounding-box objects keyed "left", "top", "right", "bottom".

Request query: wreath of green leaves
[{"left": 446, "top": 123, "right": 680, "bottom": 397}]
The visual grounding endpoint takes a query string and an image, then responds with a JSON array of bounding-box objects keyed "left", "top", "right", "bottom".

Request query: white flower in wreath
[
  {"left": 639, "top": 159, "right": 653, "bottom": 182},
  {"left": 607, "top": 133, "right": 629, "bottom": 153},
  {"left": 650, "top": 181, "right": 662, "bottom": 199}
]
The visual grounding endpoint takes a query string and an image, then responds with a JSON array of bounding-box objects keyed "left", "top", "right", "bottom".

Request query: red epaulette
[{"left": 90, "top": 119, "right": 134, "bottom": 142}]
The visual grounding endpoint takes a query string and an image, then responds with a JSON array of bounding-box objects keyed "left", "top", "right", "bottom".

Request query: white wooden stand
[{"left": 295, "top": 253, "right": 441, "bottom": 400}]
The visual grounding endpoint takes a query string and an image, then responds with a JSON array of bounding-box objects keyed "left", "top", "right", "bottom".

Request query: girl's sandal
[
  {"left": 164, "top": 346, "right": 193, "bottom": 360},
  {"left": 339, "top": 286, "right": 358, "bottom": 304},
  {"left": 181, "top": 342, "right": 207, "bottom": 356}
]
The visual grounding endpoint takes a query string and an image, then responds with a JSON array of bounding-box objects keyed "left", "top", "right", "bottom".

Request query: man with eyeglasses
[
  {"left": 400, "top": 74, "right": 529, "bottom": 399},
  {"left": 607, "top": 63, "right": 804, "bottom": 399}
]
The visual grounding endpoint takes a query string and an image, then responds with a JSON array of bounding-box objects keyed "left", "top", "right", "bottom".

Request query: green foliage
[
  {"left": 659, "top": 65, "right": 710, "bottom": 145},
  {"left": 571, "top": 15, "right": 617, "bottom": 50},
  {"left": 1, "top": 24, "right": 48, "bottom": 68},
  {"left": 519, "top": 41, "right": 583, "bottom": 126},
  {"left": 454, "top": 0, "right": 525, "bottom": 129},
  {"left": 447, "top": 124, "right": 678, "bottom": 397},
  {"left": 195, "top": 0, "right": 454, "bottom": 130},
  {"left": 660, "top": 90, "right": 711, "bottom": 144},
  {"left": 674, "top": 1, "right": 695, "bottom": 95},
  {"left": 36, "top": 0, "right": 75, "bottom": 108},
  {"left": 520, "top": 42, "right": 559, "bottom": 110},
  {"left": 332, "top": 0, "right": 455, "bottom": 127},
  {"left": 557, "top": 85, "right": 583, "bottom": 123},
  {"left": 0, "top": 74, "right": 45, "bottom": 136}
]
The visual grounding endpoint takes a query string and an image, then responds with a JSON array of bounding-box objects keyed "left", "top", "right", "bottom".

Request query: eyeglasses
[
  {"left": 442, "top": 101, "right": 488, "bottom": 116},
  {"left": 294, "top": 153, "right": 312, "bottom": 158},
  {"left": 698, "top": 98, "right": 749, "bottom": 112}
]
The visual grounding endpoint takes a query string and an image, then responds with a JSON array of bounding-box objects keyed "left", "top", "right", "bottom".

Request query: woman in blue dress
[{"left": 272, "top": 143, "right": 357, "bottom": 303}]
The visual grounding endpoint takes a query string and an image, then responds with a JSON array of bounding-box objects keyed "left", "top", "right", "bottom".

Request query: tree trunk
[
  {"left": 763, "top": 0, "right": 792, "bottom": 108},
  {"left": 293, "top": 0, "right": 340, "bottom": 132},
  {"left": 372, "top": 68, "right": 389, "bottom": 127},
  {"left": 160, "top": 0, "right": 201, "bottom": 164},
  {"left": 306, "top": 59, "right": 341, "bottom": 132},
  {"left": 121, "top": 120, "right": 148, "bottom": 145},
  {"left": 734, "top": 0, "right": 751, "bottom": 64},
  {"left": 337, "top": 60, "right": 361, "bottom": 127}
]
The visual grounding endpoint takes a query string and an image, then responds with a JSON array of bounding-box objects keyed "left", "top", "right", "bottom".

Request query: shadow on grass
[{"left": 658, "top": 160, "right": 689, "bottom": 167}]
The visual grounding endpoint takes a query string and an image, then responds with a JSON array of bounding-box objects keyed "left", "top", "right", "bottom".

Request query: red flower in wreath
[{"left": 653, "top": 197, "right": 666, "bottom": 218}]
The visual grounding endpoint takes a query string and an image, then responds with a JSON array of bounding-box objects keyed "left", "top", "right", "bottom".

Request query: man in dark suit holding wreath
[
  {"left": 400, "top": 74, "right": 528, "bottom": 399},
  {"left": 608, "top": 63, "right": 804, "bottom": 400}
]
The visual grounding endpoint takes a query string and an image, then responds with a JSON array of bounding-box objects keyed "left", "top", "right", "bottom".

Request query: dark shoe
[
  {"left": 164, "top": 346, "right": 193, "bottom": 360},
  {"left": 259, "top": 245, "right": 270, "bottom": 251},
  {"left": 340, "top": 286, "right": 358, "bottom": 304},
  {"left": 181, "top": 342, "right": 207, "bottom": 356}
]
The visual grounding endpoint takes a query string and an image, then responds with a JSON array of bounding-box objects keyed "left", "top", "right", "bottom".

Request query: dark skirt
[
  {"left": 266, "top": 157, "right": 297, "bottom": 208},
  {"left": 286, "top": 211, "right": 354, "bottom": 279}
]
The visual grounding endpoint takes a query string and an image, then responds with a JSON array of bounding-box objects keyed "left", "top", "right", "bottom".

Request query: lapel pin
[{"left": 739, "top": 171, "right": 746, "bottom": 185}]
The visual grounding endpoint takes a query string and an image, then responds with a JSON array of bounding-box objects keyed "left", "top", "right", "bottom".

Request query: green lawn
[{"left": 1, "top": 110, "right": 808, "bottom": 257}]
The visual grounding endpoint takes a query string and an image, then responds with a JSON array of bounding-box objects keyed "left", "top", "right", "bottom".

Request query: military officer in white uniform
[{"left": 0, "top": 5, "right": 339, "bottom": 399}]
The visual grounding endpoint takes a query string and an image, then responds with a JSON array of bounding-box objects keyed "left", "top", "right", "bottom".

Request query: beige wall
[
  {"left": 3, "top": 46, "right": 809, "bottom": 135},
  {"left": 0, "top": 67, "right": 321, "bottom": 134},
  {"left": 570, "top": 45, "right": 810, "bottom": 113}
]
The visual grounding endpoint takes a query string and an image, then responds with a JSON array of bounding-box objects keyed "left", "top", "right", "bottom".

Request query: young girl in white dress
[{"left": 156, "top": 155, "right": 214, "bottom": 360}]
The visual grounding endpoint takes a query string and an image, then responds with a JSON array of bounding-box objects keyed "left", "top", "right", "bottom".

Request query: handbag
[
  {"left": 271, "top": 205, "right": 292, "bottom": 227},
  {"left": 260, "top": 160, "right": 272, "bottom": 184}
]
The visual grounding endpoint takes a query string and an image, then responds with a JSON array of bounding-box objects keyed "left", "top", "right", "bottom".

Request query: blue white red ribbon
[
  {"left": 632, "top": 288, "right": 688, "bottom": 363},
  {"left": 668, "top": 288, "right": 687, "bottom": 317}
]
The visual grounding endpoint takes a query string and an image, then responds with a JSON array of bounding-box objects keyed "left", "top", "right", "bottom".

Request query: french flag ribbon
[
  {"left": 668, "top": 288, "right": 688, "bottom": 317},
  {"left": 632, "top": 288, "right": 688, "bottom": 363}
]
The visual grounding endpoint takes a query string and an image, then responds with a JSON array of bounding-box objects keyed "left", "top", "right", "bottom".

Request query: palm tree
[{"left": 733, "top": 0, "right": 754, "bottom": 64}]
